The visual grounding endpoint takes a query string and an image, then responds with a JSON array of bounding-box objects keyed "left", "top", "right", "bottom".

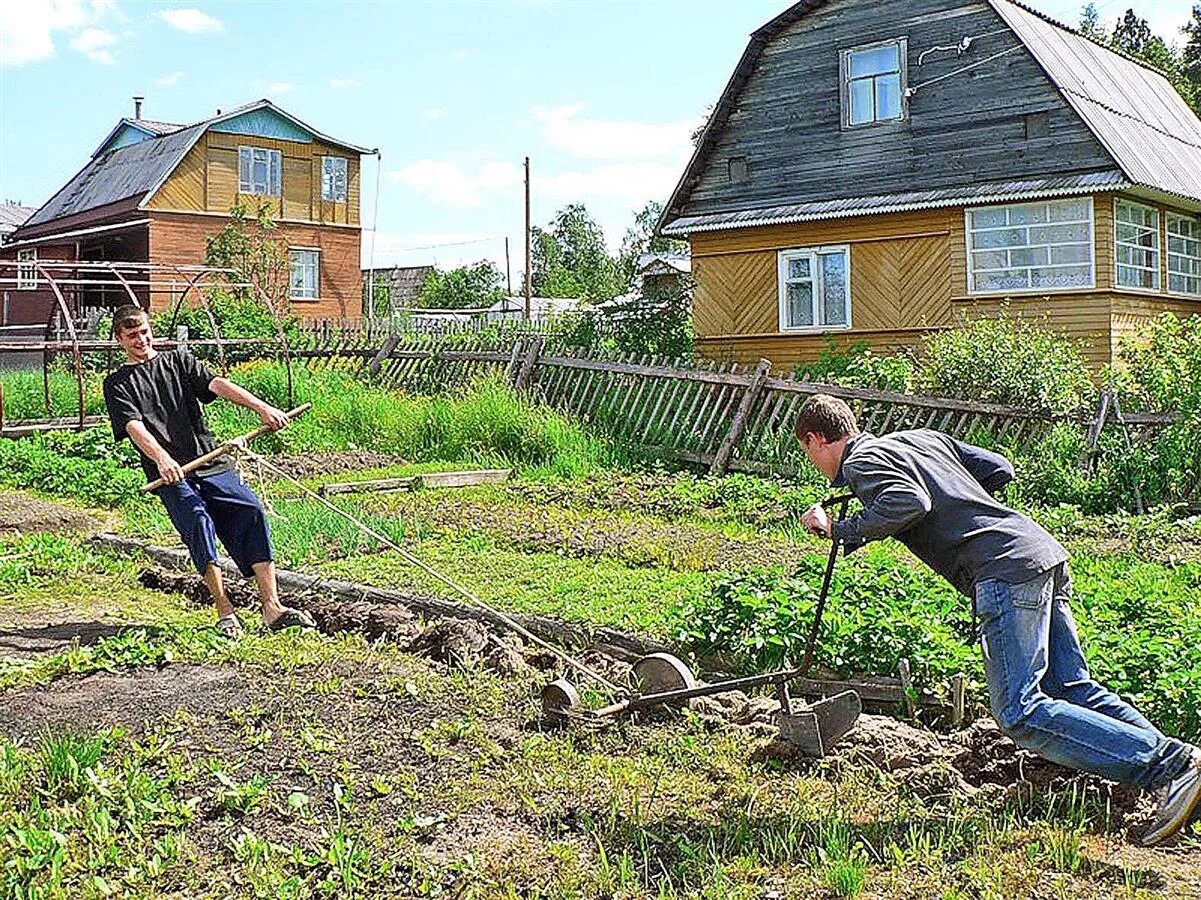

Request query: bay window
[{"left": 966, "top": 197, "right": 1094, "bottom": 293}]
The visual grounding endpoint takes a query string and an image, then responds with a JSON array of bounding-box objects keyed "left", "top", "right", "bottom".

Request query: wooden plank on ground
[{"left": 318, "top": 468, "right": 511, "bottom": 496}]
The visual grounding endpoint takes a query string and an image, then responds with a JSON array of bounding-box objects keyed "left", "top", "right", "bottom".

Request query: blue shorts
[{"left": 156, "top": 469, "right": 274, "bottom": 577}]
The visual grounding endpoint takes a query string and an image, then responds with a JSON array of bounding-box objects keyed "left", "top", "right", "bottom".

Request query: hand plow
[{"left": 541, "top": 494, "right": 863, "bottom": 757}]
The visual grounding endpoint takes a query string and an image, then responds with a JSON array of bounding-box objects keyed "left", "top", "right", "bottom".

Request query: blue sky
[{"left": 0, "top": 0, "right": 1196, "bottom": 280}]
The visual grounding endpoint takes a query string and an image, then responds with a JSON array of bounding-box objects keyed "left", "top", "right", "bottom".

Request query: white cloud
[
  {"left": 329, "top": 77, "right": 360, "bottom": 89},
  {"left": 422, "top": 108, "right": 447, "bottom": 120},
  {"left": 69, "top": 27, "right": 117, "bottom": 64},
  {"left": 265, "top": 81, "right": 295, "bottom": 95},
  {"left": 389, "top": 159, "right": 522, "bottom": 208},
  {"left": 537, "top": 162, "right": 682, "bottom": 205},
  {"left": 155, "top": 70, "right": 184, "bottom": 86},
  {"left": 0, "top": 0, "right": 115, "bottom": 67},
  {"left": 532, "top": 103, "right": 699, "bottom": 161},
  {"left": 157, "top": 8, "right": 223, "bottom": 34}
]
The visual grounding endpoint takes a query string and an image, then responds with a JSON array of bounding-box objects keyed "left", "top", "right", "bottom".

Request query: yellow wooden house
[{"left": 659, "top": 0, "right": 1201, "bottom": 372}]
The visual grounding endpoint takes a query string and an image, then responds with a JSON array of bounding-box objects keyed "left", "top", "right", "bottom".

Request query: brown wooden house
[
  {"left": 0, "top": 99, "right": 371, "bottom": 327},
  {"left": 660, "top": 0, "right": 1201, "bottom": 372}
]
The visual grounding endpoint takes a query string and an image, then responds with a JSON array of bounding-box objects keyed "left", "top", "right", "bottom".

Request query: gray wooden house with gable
[{"left": 660, "top": 0, "right": 1201, "bottom": 372}]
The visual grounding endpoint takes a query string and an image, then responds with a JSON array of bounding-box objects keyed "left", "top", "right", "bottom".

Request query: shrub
[
  {"left": 919, "top": 312, "right": 1093, "bottom": 413},
  {"left": 0, "top": 428, "right": 144, "bottom": 507},
  {"left": 796, "top": 339, "right": 915, "bottom": 393}
]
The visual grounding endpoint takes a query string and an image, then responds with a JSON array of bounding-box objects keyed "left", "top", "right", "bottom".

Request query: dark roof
[
  {"left": 17, "top": 99, "right": 373, "bottom": 237},
  {"left": 24, "top": 123, "right": 206, "bottom": 229},
  {"left": 661, "top": 0, "right": 1201, "bottom": 234}
]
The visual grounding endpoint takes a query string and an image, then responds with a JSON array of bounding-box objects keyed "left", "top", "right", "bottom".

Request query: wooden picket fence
[{"left": 290, "top": 335, "right": 1176, "bottom": 478}]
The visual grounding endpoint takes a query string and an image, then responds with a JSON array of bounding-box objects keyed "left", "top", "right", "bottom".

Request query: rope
[{"left": 229, "top": 443, "right": 627, "bottom": 696}]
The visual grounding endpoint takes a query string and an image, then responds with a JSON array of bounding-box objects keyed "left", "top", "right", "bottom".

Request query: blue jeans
[
  {"left": 156, "top": 469, "right": 273, "bottom": 578},
  {"left": 975, "top": 563, "right": 1193, "bottom": 790}
]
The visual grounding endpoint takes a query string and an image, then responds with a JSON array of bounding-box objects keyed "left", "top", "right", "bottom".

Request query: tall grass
[
  {"left": 0, "top": 367, "right": 106, "bottom": 419},
  {"left": 208, "top": 361, "right": 617, "bottom": 478}
]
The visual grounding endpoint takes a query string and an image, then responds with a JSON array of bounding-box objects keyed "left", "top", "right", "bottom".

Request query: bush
[
  {"left": 795, "top": 339, "right": 915, "bottom": 392},
  {"left": 919, "top": 312, "right": 1093, "bottom": 413},
  {"left": 0, "top": 428, "right": 144, "bottom": 507}
]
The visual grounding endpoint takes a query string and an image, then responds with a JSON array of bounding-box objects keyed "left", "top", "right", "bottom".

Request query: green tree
[
  {"left": 1184, "top": 4, "right": 1201, "bottom": 114},
  {"left": 416, "top": 261, "right": 505, "bottom": 309},
  {"left": 616, "top": 200, "right": 689, "bottom": 290},
  {"left": 530, "top": 204, "right": 621, "bottom": 302},
  {"left": 203, "top": 200, "right": 290, "bottom": 313},
  {"left": 1079, "top": 3, "right": 1106, "bottom": 41}
]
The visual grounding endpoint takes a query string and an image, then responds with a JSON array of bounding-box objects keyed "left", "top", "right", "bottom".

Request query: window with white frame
[
  {"left": 238, "top": 146, "right": 282, "bottom": 196},
  {"left": 778, "top": 246, "right": 850, "bottom": 331},
  {"left": 16, "top": 248, "right": 36, "bottom": 290},
  {"left": 1115, "top": 199, "right": 1160, "bottom": 290},
  {"left": 841, "top": 39, "right": 906, "bottom": 128},
  {"left": 966, "top": 197, "right": 1094, "bottom": 293},
  {"left": 289, "top": 249, "right": 319, "bottom": 300},
  {"left": 322, "top": 157, "right": 348, "bottom": 202},
  {"left": 1167, "top": 213, "right": 1201, "bottom": 296}
]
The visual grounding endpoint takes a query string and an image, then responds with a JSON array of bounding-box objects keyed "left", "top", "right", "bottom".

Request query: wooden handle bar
[{"left": 140, "top": 403, "right": 311, "bottom": 492}]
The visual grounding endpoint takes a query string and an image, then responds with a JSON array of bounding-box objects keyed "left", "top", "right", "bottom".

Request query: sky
[{"left": 0, "top": 0, "right": 1196, "bottom": 282}]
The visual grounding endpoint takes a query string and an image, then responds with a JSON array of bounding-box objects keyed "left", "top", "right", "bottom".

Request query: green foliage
[
  {"left": 531, "top": 204, "right": 622, "bottom": 302},
  {"left": 675, "top": 543, "right": 978, "bottom": 695},
  {"left": 795, "top": 339, "right": 915, "bottom": 392},
  {"left": 561, "top": 275, "right": 694, "bottom": 358},
  {"left": 616, "top": 201, "right": 688, "bottom": 289},
  {"left": 0, "top": 428, "right": 144, "bottom": 507},
  {"left": 416, "top": 260, "right": 505, "bottom": 310},
  {"left": 0, "top": 366, "right": 106, "bottom": 419},
  {"left": 202, "top": 199, "right": 290, "bottom": 312},
  {"left": 1081, "top": 4, "right": 1200, "bottom": 115},
  {"left": 919, "top": 312, "right": 1093, "bottom": 413}
]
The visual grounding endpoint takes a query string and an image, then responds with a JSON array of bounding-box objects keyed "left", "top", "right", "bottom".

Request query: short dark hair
[
  {"left": 113, "top": 304, "right": 150, "bottom": 335},
  {"left": 794, "top": 394, "right": 859, "bottom": 442}
]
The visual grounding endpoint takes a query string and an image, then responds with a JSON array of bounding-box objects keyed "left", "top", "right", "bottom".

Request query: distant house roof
[
  {"left": 486, "top": 296, "right": 580, "bottom": 318},
  {"left": 16, "top": 99, "right": 373, "bottom": 238},
  {"left": 0, "top": 203, "right": 34, "bottom": 238},
  {"left": 661, "top": 0, "right": 1201, "bottom": 235},
  {"left": 636, "top": 252, "right": 691, "bottom": 276},
  {"left": 364, "top": 265, "right": 434, "bottom": 303}
]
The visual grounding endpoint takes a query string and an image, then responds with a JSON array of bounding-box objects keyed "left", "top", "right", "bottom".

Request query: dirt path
[{"left": 0, "top": 490, "right": 102, "bottom": 535}]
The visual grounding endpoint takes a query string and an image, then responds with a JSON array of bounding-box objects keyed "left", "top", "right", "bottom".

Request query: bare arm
[
  {"left": 126, "top": 420, "right": 185, "bottom": 485},
  {"left": 209, "top": 377, "right": 289, "bottom": 430}
]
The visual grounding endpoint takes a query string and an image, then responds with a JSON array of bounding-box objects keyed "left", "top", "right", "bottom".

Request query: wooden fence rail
[{"left": 288, "top": 335, "right": 1176, "bottom": 478}]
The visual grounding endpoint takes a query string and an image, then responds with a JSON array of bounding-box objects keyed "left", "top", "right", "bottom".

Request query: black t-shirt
[{"left": 103, "top": 350, "right": 231, "bottom": 482}]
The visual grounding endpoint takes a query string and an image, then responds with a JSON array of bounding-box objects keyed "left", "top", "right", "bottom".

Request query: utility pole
[
  {"left": 524, "top": 156, "right": 531, "bottom": 322},
  {"left": 504, "top": 236, "right": 512, "bottom": 296}
]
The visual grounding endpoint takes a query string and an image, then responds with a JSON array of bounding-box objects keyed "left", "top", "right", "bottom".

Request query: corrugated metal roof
[
  {"left": 23, "top": 123, "right": 205, "bottom": 228},
  {"left": 988, "top": 0, "right": 1201, "bottom": 204},
  {"left": 137, "top": 119, "right": 182, "bottom": 135},
  {"left": 661, "top": 172, "right": 1128, "bottom": 234},
  {"left": 0, "top": 204, "right": 34, "bottom": 233}
]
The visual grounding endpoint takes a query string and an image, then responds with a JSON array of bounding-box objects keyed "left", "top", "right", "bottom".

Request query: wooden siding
[
  {"left": 146, "top": 133, "right": 360, "bottom": 226},
  {"left": 1110, "top": 293, "right": 1201, "bottom": 362},
  {"left": 691, "top": 208, "right": 954, "bottom": 340},
  {"left": 678, "top": 0, "right": 1115, "bottom": 219},
  {"left": 696, "top": 329, "right": 943, "bottom": 371},
  {"left": 147, "top": 212, "right": 361, "bottom": 319}
]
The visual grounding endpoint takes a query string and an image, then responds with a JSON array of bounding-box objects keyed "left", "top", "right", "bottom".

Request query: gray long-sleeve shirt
[{"left": 830, "top": 430, "right": 1067, "bottom": 598}]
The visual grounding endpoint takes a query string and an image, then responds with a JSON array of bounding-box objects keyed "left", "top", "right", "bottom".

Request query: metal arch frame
[{"left": 2, "top": 258, "right": 296, "bottom": 430}]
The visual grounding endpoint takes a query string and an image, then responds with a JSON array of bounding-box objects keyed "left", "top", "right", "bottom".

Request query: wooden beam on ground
[
  {"left": 1, "top": 415, "right": 106, "bottom": 438},
  {"left": 89, "top": 533, "right": 668, "bottom": 661},
  {"left": 317, "top": 468, "right": 512, "bottom": 497}
]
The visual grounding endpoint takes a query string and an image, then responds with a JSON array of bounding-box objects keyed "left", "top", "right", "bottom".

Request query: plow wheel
[
  {"left": 540, "top": 678, "right": 581, "bottom": 717},
  {"left": 632, "top": 652, "right": 696, "bottom": 697}
]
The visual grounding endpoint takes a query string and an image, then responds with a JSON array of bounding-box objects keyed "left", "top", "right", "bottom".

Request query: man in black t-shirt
[{"left": 103, "top": 304, "right": 315, "bottom": 638}]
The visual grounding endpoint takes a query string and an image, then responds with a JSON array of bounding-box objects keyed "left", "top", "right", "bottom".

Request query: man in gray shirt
[{"left": 796, "top": 394, "right": 1200, "bottom": 846}]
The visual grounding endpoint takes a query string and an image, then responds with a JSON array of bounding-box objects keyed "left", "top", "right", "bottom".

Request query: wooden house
[
  {"left": 0, "top": 99, "right": 371, "bottom": 326},
  {"left": 660, "top": 0, "right": 1201, "bottom": 372}
]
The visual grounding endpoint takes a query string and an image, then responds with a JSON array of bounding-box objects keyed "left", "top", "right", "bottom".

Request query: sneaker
[
  {"left": 1140, "top": 752, "right": 1201, "bottom": 847},
  {"left": 216, "top": 614, "right": 245, "bottom": 640}
]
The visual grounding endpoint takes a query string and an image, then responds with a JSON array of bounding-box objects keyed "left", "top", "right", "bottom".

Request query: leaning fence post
[
  {"left": 367, "top": 334, "right": 400, "bottom": 378},
  {"left": 513, "top": 335, "right": 544, "bottom": 392},
  {"left": 504, "top": 338, "right": 524, "bottom": 387},
  {"left": 710, "top": 358, "right": 771, "bottom": 476},
  {"left": 1078, "top": 390, "right": 1112, "bottom": 476}
]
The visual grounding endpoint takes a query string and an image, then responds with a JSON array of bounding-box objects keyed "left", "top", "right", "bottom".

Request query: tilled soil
[
  {"left": 265, "top": 451, "right": 409, "bottom": 481},
  {"left": 0, "top": 491, "right": 100, "bottom": 535}
]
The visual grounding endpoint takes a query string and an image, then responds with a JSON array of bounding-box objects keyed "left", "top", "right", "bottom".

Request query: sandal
[
  {"left": 216, "top": 614, "right": 245, "bottom": 640},
  {"left": 266, "top": 607, "right": 317, "bottom": 631}
]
